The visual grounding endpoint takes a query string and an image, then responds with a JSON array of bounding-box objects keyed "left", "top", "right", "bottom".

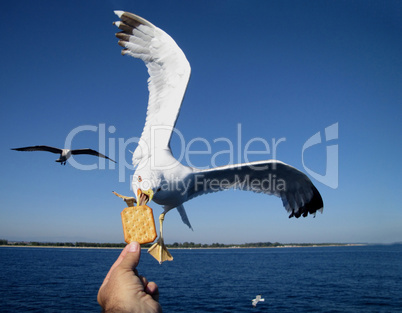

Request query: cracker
[{"left": 121, "top": 205, "right": 157, "bottom": 244}]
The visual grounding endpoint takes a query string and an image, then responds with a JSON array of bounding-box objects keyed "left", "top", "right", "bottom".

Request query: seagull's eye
[
  {"left": 138, "top": 176, "right": 142, "bottom": 182},
  {"left": 157, "top": 187, "right": 161, "bottom": 192}
]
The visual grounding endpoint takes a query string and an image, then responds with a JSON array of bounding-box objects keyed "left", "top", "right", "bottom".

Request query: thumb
[{"left": 119, "top": 241, "right": 141, "bottom": 271}]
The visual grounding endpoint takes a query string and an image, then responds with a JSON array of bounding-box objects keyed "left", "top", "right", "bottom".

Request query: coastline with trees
[{"left": 0, "top": 239, "right": 360, "bottom": 249}]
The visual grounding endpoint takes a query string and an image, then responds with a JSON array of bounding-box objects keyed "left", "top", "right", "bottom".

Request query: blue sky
[{"left": 1, "top": 0, "right": 401, "bottom": 244}]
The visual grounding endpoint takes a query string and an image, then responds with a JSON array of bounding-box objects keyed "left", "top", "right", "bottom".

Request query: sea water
[{"left": 1, "top": 245, "right": 401, "bottom": 312}]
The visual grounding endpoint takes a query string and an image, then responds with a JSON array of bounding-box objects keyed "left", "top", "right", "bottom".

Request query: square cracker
[{"left": 121, "top": 205, "right": 157, "bottom": 244}]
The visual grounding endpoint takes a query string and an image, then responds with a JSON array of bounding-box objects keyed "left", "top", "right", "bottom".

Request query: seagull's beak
[{"left": 137, "top": 188, "right": 154, "bottom": 206}]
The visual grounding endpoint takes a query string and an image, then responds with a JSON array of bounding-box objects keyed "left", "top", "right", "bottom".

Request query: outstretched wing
[
  {"left": 71, "top": 149, "right": 116, "bottom": 163},
  {"left": 113, "top": 11, "right": 191, "bottom": 166},
  {"left": 11, "top": 145, "right": 62, "bottom": 154},
  {"left": 186, "top": 160, "right": 323, "bottom": 218}
]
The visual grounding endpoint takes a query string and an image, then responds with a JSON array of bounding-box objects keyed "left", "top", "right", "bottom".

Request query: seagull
[
  {"left": 11, "top": 145, "right": 116, "bottom": 165},
  {"left": 252, "top": 295, "right": 265, "bottom": 307},
  {"left": 113, "top": 11, "right": 323, "bottom": 263}
]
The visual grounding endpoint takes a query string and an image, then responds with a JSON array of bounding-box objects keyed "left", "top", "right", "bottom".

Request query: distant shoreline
[{"left": 0, "top": 243, "right": 367, "bottom": 250}]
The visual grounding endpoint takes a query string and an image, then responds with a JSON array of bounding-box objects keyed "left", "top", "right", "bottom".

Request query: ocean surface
[{"left": 0, "top": 244, "right": 401, "bottom": 312}]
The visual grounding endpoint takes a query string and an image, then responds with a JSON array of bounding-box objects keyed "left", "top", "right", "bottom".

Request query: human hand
[{"left": 98, "top": 242, "right": 162, "bottom": 313}]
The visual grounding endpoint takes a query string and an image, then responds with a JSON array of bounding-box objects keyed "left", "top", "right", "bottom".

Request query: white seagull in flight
[
  {"left": 113, "top": 11, "right": 323, "bottom": 263},
  {"left": 12, "top": 145, "right": 116, "bottom": 165},
  {"left": 252, "top": 295, "right": 265, "bottom": 307}
]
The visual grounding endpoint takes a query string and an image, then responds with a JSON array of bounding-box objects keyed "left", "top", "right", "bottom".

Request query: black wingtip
[
  {"left": 289, "top": 185, "right": 324, "bottom": 219},
  {"left": 302, "top": 186, "right": 324, "bottom": 216}
]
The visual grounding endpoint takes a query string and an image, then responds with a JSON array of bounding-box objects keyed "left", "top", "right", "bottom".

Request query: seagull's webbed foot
[
  {"left": 148, "top": 213, "right": 173, "bottom": 264},
  {"left": 148, "top": 236, "right": 173, "bottom": 264}
]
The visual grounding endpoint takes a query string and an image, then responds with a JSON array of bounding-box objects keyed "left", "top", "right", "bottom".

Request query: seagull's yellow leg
[{"left": 148, "top": 213, "right": 173, "bottom": 264}]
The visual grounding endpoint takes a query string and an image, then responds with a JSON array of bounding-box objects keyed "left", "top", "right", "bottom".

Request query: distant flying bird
[
  {"left": 252, "top": 295, "right": 265, "bottom": 307},
  {"left": 112, "top": 11, "right": 323, "bottom": 263},
  {"left": 11, "top": 145, "right": 116, "bottom": 165}
]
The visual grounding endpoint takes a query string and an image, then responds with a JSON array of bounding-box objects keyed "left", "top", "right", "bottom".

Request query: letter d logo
[{"left": 302, "top": 123, "right": 338, "bottom": 189}]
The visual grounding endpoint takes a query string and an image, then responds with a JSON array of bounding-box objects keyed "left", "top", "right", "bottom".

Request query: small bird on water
[
  {"left": 252, "top": 295, "right": 265, "bottom": 307},
  {"left": 11, "top": 145, "right": 116, "bottom": 165}
]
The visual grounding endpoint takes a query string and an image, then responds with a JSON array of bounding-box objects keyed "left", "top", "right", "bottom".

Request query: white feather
[{"left": 114, "top": 11, "right": 190, "bottom": 167}]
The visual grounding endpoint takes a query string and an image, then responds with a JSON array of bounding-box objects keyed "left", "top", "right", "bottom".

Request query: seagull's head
[{"left": 132, "top": 170, "right": 162, "bottom": 206}]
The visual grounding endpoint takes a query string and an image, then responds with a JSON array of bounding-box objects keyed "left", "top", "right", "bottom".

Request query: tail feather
[{"left": 176, "top": 204, "right": 193, "bottom": 230}]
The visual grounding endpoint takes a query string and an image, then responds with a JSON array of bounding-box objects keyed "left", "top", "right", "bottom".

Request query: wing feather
[
  {"left": 186, "top": 160, "right": 323, "bottom": 218},
  {"left": 11, "top": 145, "right": 62, "bottom": 154},
  {"left": 114, "top": 11, "right": 191, "bottom": 166},
  {"left": 71, "top": 149, "right": 116, "bottom": 163}
]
